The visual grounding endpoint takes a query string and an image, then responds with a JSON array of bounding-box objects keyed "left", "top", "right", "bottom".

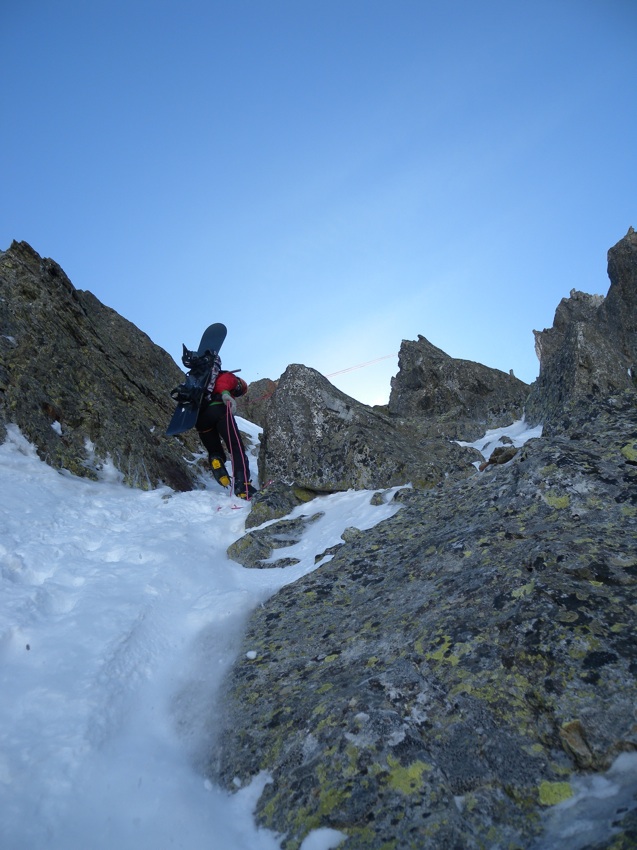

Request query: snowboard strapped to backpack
[
  {"left": 166, "top": 322, "right": 227, "bottom": 436},
  {"left": 170, "top": 347, "right": 221, "bottom": 407}
]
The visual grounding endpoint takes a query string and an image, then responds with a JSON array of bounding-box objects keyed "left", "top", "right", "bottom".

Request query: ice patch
[
  {"left": 533, "top": 752, "right": 637, "bottom": 850},
  {"left": 456, "top": 417, "right": 543, "bottom": 462},
  {"left": 299, "top": 828, "right": 348, "bottom": 850}
]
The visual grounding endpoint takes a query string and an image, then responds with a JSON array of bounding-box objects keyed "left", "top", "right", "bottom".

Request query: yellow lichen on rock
[
  {"left": 538, "top": 780, "right": 573, "bottom": 806},
  {"left": 386, "top": 756, "right": 432, "bottom": 795}
]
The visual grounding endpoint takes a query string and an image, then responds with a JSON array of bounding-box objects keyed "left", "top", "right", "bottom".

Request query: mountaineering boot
[
  {"left": 210, "top": 456, "right": 231, "bottom": 488},
  {"left": 234, "top": 480, "right": 257, "bottom": 500}
]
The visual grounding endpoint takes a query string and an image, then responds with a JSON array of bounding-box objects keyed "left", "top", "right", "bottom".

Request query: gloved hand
[{"left": 221, "top": 391, "right": 237, "bottom": 415}]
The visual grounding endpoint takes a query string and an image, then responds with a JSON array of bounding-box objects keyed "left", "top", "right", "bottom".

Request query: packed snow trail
[{"left": 0, "top": 423, "right": 398, "bottom": 850}]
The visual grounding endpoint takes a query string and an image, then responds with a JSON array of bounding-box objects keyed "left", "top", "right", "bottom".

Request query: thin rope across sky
[{"left": 326, "top": 353, "right": 397, "bottom": 378}]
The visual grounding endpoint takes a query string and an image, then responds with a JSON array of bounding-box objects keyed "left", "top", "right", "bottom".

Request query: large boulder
[
  {"left": 0, "top": 240, "right": 202, "bottom": 490},
  {"left": 258, "top": 363, "right": 481, "bottom": 492},
  {"left": 211, "top": 393, "right": 637, "bottom": 850},
  {"left": 388, "top": 335, "right": 530, "bottom": 440},
  {"left": 526, "top": 227, "right": 637, "bottom": 429}
]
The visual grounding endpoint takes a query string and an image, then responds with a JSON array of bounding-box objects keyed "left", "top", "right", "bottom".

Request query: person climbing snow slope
[{"left": 196, "top": 368, "right": 257, "bottom": 500}]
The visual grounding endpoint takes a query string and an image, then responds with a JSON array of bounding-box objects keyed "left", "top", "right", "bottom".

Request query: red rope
[
  {"left": 246, "top": 354, "right": 397, "bottom": 404},
  {"left": 245, "top": 354, "right": 397, "bottom": 404},
  {"left": 326, "top": 353, "right": 396, "bottom": 378},
  {"left": 226, "top": 402, "right": 251, "bottom": 500}
]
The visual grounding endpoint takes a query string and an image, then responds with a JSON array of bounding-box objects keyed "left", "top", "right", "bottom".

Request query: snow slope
[{"left": 0, "top": 422, "right": 398, "bottom": 850}]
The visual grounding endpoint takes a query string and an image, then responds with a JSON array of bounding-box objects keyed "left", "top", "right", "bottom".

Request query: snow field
[{"left": 0, "top": 423, "right": 399, "bottom": 849}]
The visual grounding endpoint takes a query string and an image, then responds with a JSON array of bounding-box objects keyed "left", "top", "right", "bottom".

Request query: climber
[{"left": 196, "top": 370, "right": 257, "bottom": 500}]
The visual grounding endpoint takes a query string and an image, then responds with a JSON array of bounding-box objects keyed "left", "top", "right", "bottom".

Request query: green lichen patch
[
  {"left": 544, "top": 492, "right": 570, "bottom": 509},
  {"left": 385, "top": 756, "right": 432, "bottom": 795},
  {"left": 620, "top": 441, "right": 637, "bottom": 463},
  {"left": 538, "top": 780, "right": 574, "bottom": 806}
]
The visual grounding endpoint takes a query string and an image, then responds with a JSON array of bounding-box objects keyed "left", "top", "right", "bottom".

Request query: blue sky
[{"left": 2, "top": 1, "right": 636, "bottom": 405}]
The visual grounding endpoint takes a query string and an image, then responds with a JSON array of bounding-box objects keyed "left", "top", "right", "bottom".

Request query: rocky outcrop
[
  {"left": 244, "top": 480, "right": 318, "bottom": 530},
  {"left": 258, "top": 364, "right": 482, "bottom": 493},
  {"left": 213, "top": 230, "right": 637, "bottom": 849},
  {"left": 0, "top": 240, "right": 201, "bottom": 489},
  {"left": 256, "top": 335, "right": 530, "bottom": 496},
  {"left": 1, "top": 241, "right": 530, "bottom": 496},
  {"left": 604, "top": 226, "right": 637, "bottom": 357},
  {"left": 212, "top": 393, "right": 637, "bottom": 850},
  {"left": 227, "top": 510, "right": 325, "bottom": 569},
  {"left": 526, "top": 227, "right": 637, "bottom": 429},
  {"left": 388, "top": 335, "right": 530, "bottom": 440}
]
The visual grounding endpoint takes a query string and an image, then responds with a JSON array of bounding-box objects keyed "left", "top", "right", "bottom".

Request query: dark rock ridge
[
  {"left": 213, "top": 229, "right": 637, "bottom": 850},
  {"left": 255, "top": 229, "right": 637, "bottom": 499},
  {"left": 257, "top": 363, "right": 483, "bottom": 493},
  {"left": 525, "top": 227, "right": 637, "bottom": 430},
  {"left": 0, "top": 240, "right": 530, "bottom": 496},
  {"left": 254, "top": 311, "right": 531, "bottom": 496},
  {"left": 0, "top": 240, "right": 201, "bottom": 489},
  {"left": 388, "top": 334, "right": 530, "bottom": 440},
  {"left": 4, "top": 228, "right": 635, "bottom": 500}
]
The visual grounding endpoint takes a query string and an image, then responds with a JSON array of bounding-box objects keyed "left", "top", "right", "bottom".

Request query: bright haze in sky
[{"left": 2, "top": 0, "right": 635, "bottom": 405}]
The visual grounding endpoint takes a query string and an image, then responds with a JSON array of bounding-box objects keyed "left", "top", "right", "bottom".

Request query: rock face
[
  {"left": 256, "top": 337, "right": 530, "bottom": 497},
  {"left": 0, "top": 240, "right": 201, "bottom": 490},
  {"left": 258, "top": 364, "right": 482, "bottom": 492},
  {"left": 1, "top": 241, "right": 530, "bottom": 496},
  {"left": 212, "top": 229, "right": 637, "bottom": 849},
  {"left": 213, "top": 393, "right": 637, "bottom": 850},
  {"left": 388, "top": 335, "right": 530, "bottom": 440},
  {"left": 605, "top": 226, "right": 637, "bottom": 357},
  {"left": 526, "top": 227, "right": 637, "bottom": 429}
]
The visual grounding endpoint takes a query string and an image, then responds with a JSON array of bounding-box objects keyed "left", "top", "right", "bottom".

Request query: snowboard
[{"left": 166, "top": 323, "right": 227, "bottom": 436}]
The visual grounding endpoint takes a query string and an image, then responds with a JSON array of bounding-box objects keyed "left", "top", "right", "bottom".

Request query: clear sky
[{"left": 2, "top": 0, "right": 636, "bottom": 405}]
